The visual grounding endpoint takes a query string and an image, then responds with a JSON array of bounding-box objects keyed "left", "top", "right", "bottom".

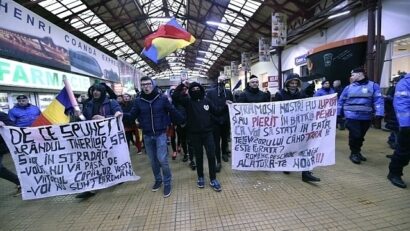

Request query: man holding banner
[
  {"left": 274, "top": 73, "right": 321, "bottom": 182},
  {"left": 76, "top": 83, "right": 122, "bottom": 198}
]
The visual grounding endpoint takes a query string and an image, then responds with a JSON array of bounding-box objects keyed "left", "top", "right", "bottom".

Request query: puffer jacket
[
  {"left": 338, "top": 79, "right": 384, "bottom": 120},
  {"left": 394, "top": 73, "right": 410, "bottom": 127},
  {"left": 82, "top": 98, "right": 122, "bottom": 120},
  {"left": 129, "top": 91, "right": 185, "bottom": 136},
  {"left": 237, "top": 85, "right": 270, "bottom": 103},
  {"left": 8, "top": 104, "right": 41, "bottom": 127}
]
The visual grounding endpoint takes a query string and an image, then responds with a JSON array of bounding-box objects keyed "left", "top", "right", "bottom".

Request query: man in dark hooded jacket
[
  {"left": 206, "top": 75, "right": 234, "bottom": 171},
  {"left": 237, "top": 75, "right": 270, "bottom": 103},
  {"left": 274, "top": 73, "right": 321, "bottom": 182},
  {"left": 173, "top": 82, "right": 230, "bottom": 192}
]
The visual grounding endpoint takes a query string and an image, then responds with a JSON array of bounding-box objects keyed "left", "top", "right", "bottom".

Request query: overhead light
[
  {"left": 328, "top": 11, "right": 350, "bottom": 19},
  {"left": 149, "top": 17, "right": 172, "bottom": 22},
  {"left": 196, "top": 57, "right": 207, "bottom": 61},
  {"left": 198, "top": 50, "right": 209, "bottom": 54},
  {"left": 206, "top": 21, "right": 228, "bottom": 27}
]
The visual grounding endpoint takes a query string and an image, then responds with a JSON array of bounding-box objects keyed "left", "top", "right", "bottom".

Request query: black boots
[
  {"left": 216, "top": 163, "right": 221, "bottom": 173},
  {"left": 387, "top": 173, "right": 407, "bottom": 188},
  {"left": 350, "top": 153, "right": 367, "bottom": 164},
  {"left": 189, "top": 161, "right": 196, "bottom": 170},
  {"left": 302, "top": 171, "right": 320, "bottom": 182}
]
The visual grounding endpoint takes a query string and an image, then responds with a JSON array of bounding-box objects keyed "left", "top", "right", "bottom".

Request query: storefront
[{"left": 0, "top": 57, "right": 92, "bottom": 112}]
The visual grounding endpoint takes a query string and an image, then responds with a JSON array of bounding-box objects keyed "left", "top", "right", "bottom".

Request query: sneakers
[
  {"left": 302, "top": 171, "right": 321, "bottom": 182},
  {"left": 357, "top": 153, "right": 367, "bottom": 161},
  {"left": 172, "top": 152, "right": 177, "bottom": 160},
  {"left": 283, "top": 171, "right": 290, "bottom": 175},
  {"left": 136, "top": 151, "right": 143, "bottom": 155},
  {"left": 349, "top": 154, "right": 361, "bottom": 164},
  {"left": 75, "top": 191, "right": 96, "bottom": 198},
  {"left": 152, "top": 181, "right": 162, "bottom": 191},
  {"left": 387, "top": 173, "right": 407, "bottom": 188},
  {"left": 190, "top": 161, "right": 196, "bottom": 170},
  {"left": 197, "top": 177, "right": 205, "bottom": 188},
  {"left": 163, "top": 185, "right": 172, "bottom": 198},
  {"left": 222, "top": 155, "right": 229, "bottom": 162},
  {"left": 210, "top": 179, "right": 222, "bottom": 192},
  {"left": 13, "top": 185, "right": 21, "bottom": 197},
  {"left": 182, "top": 155, "right": 189, "bottom": 162}
]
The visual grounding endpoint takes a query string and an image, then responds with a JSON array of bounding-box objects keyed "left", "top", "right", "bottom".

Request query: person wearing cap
[
  {"left": 387, "top": 72, "right": 410, "bottom": 188},
  {"left": 75, "top": 83, "right": 123, "bottom": 199},
  {"left": 206, "top": 75, "right": 234, "bottom": 171},
  {"left": 173, "top": 81, "right": 230, "bottom": 192},
  {"left": 237, "top": 75, "right": 270, "bottom": 103},
  {"left": 8, "top": 95, "right": 41, "bottom": 127},
  {"left": 338, "top": 67, "right": 384, "bottom": 164},
  {"left": 314, "top": 79, "right": 335, "bottom": 97},
  {"left": 274, "top": 73, "right": 321, "bottom": 182},
  {"left": 126, "top": 76, "right": 185, "bottom": 198}
]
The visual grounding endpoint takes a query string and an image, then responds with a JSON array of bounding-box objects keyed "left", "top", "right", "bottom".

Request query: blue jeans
[{"left": 143, "top": 133, "right": 172, "bottom": 186}]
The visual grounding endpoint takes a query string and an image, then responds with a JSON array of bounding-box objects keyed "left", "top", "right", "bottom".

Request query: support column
[
  {"left": 277, "top": 46, "right": 284, "bottom": 90},
  {"left": 366, "top": 0, "right": 377, "bottom": 82}
]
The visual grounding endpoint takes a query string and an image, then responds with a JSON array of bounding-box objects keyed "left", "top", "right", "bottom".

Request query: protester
[
  {"left": 338, "top": 68, "right": 384, "bottom": 164},
  {"left": 0, "top": 112, "right": 21, "bottom": 197},
  {"left": 333, "top": 80, "right": 346, "bottom": 130},
  {"left": 274, "top": 73, "right": 321, "bottom": 182},
  {"left": 126, "top": 76, "right": 185, "bottom": 198},
  {"left": 8, "top": 95, "right": 41, "bottom": 127},
  {"left": 173, "top": 81, "right": 229, "bottom": 192},
  {"left": 76, "top": 83, "right": 123, "bottom": 199},
  {"left": 121, "top": 93, "right": 142, "bottom": 154},
  {"left": 206, "top": 75, "right": 234, "bottom": 172},
  {"left": 237, "top": 75, "right": 270, "bottom": 103},
  {"left": 385, "top": 76, "right": 403, "bottom": 152},
  {"left": 314, "top": 79, "right": 335, "bottom": 96},
  {"left": 387, "top": 73, "right": 410, "bottom": 188}
]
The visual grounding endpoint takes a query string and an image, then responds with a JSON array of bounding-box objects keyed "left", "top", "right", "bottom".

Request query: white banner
[
  {"left": 0, "top": 117, "right": 140, "bottom": 200},
  {"left": 229, "top": 94, "right": 337, "bottom": 171}
]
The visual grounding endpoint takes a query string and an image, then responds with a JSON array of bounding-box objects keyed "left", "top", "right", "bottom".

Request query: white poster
[
  {"left": 0, "top": 0, "right": 119, "bottom": 82},
  {"left": 241, "top": 52, "right": 251, "bottom": 72},
  {"left": 0, "top": 117, "right": 140, "bottom": 200},
  {"left": 228, "top": 94, "right": 337, "bottom": 171},
  {"left": 259, "top": 37, "right": 271, "bottom": 62},
  {"left": 271, "top": 13, "right": 287, "bottom": 47}
]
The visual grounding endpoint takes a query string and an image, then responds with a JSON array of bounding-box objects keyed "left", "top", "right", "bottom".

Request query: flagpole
[{"left": 63, "top": 77, "right": 86, "bottom": 121}]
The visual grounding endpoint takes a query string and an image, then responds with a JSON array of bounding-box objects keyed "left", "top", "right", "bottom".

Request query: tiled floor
[{"left": 1, "top": 128, "right": 409, "bottom": 231}]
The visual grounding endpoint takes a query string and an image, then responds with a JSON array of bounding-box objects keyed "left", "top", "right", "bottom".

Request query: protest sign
[
  {"left": 0, "top": 117, "right": 139, "bottom": 200},
  {"left": 228, "top": 94, "right": 337, "bottom": 171}
]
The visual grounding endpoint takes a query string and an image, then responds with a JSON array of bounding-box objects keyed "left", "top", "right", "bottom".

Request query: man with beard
[
  {"left": 76, "top": 83, "right": 123, "bottom": 199},
  {"left": 314, "top": 80, "right": 335, "bottom": 96},
  {"left": 206, "top": 75, "right": 234, "bottom": 171},
  {"left": 338, "top": 68, "right": 384, "bottom": 164},
  {"left": 237, "top": 75, "right": 270, "bottom": 103},
  {"left": 126, "top": 77, "right": 185, "bottom": 198},
  {"left": 274, "top": 73, "right": 321, "bottom": 182}
]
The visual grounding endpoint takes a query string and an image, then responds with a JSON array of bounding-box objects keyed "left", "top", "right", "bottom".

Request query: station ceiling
[{"left": 17, "top": 0, "right": 369, "bottom": 80}]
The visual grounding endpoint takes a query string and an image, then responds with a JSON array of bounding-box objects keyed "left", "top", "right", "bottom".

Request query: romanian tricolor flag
[
  {"left": 142, "top": 18, "right": 196, "bottom": 63},
  {"left": 31, "top": 87, "right": 73, "bottom": 126}
]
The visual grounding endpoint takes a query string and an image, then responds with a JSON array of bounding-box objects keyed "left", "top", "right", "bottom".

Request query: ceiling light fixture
[
  {"left": 328, "top": 11, "right": 350, "bottom": 19},
  {"left": 206, "top": 21, "right": 228, "bottom": 27}
]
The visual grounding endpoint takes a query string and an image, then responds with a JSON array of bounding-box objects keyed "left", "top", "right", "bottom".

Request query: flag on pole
[
  {"left": 142, "top": 18, "right": 196, "bottom": 63},
  {"left": 31, "top": 87, "right": 74, "bottom": 126}
]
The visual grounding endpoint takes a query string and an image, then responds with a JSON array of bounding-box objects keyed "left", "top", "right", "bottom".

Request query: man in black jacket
[
  {"left": 0, "top": 111, "right": 21, "bottom": 197},
  {"left": 173, "top": 82, "right": 230, "bottom": 192},
  {"left": 206, "top": 75, "right": 234, "bottom": 171},
  {"left": 274, "top": 73, "right": 321, "bottom": 182},
  {"left": 237, "top": 75, "right": 270, "bottom": 103}
]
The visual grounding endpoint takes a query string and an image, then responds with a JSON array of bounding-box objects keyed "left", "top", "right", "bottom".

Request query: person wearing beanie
[
  {"left": 206, "top": 75, "right": 234, "bottom": 171},
  {"left": 314, "top": 79, "right": 336, "bottom": 96},
  {"left": 338, "top": 67, "right": 384, "bottom": 164},
  {"left": 125, "top": 76, "right": 185, "bottom": 198},
  {"left": 237, "top": 75, "right": 270, "bottom": 103},
  {"left": 387, "top": 72, "right": 410, "bottom": 188},
  {"left": 173, "top": 81, "right": 231, "bottom": 192},
  {"left": 76, "top": 83, "right": 123, "bottom": 199},
  {"left": 274, "top": 73, "right": 321, "bottom": 182},
  {"left": 8, "top": 95, "right": 41, "bottom": 127}
]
